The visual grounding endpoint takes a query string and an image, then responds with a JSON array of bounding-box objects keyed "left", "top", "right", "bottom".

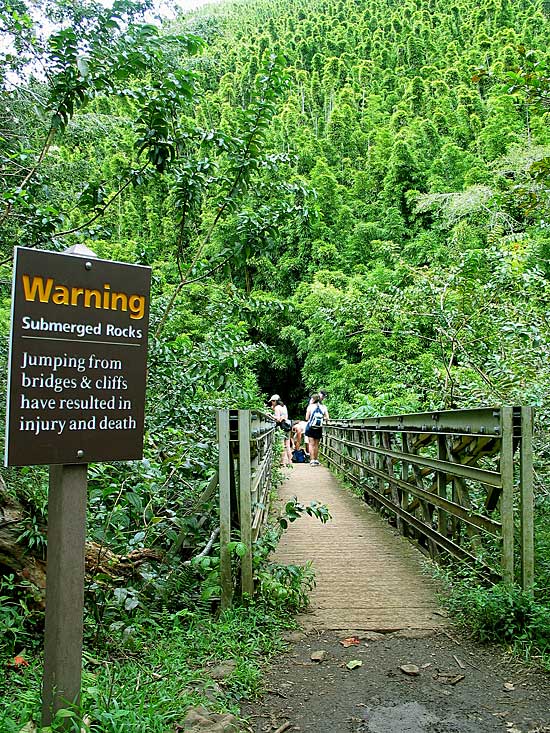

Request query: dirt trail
[
  {"left": 242, "top": 464, "right": 550, "bottom": 733},
  {"left": 243, "top": 628, "right": 550, "bottom": 733}
]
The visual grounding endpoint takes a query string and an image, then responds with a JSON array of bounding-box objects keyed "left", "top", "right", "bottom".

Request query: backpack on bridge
[{"left": 292, "top": 448, "right": 308, "bottom": 463}]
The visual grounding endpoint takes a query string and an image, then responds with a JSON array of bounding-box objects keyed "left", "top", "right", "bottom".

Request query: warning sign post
[{"left": 4, "top": 245, "right": 151, "bottom": 727}]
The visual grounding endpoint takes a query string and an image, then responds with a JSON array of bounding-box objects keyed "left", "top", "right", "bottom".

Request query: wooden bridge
[
  {"left": 274, "top": 463, "right": 446, "bottom": 631},
  {"left": 217, "top": 406, "right": 534, "bottom": 629}
]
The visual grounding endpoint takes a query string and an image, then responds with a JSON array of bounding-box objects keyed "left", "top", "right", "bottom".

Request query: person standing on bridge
[
  {"left": 268, "top": 395, "right": 292, "bottom": 467},
  {"left": 305, "top": 393, "right": 329, "bottom": 466}
]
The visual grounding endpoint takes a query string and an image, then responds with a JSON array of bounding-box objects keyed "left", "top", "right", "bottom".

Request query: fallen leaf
[
  {"left": 346, "top": 660, "right": 363, "bottom": 670},
  {"left": 13, "top": 656, "right": 29, "bottom": 668},
  {"left": 310, "top": 650, "right": 326, "bottom": 663},
  {"left": 340, "top": 636, "right": 361, "bottom": 647},
  {"left": 18, "top": 723, "right": 37, "bottom": 733},
  {"left": 400, "top": 664, "right": 420, "bottom": 676},
  {"left": 435, "top": 672, "right": 465, "bottom": 685}
]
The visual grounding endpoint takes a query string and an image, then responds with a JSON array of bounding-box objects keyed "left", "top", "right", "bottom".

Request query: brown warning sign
[{"left": 5, "top": 247, "right": 151, "bottom": 466}]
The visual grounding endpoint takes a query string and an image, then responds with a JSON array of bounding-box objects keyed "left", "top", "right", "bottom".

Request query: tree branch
[
  {"left": 182, "top": 527, "right": 220, "bottom": 566},
  {"left": 54, "top": 163, "right": 149, "bottom": 238},
  {"left": 0, "top": 125, "right": 57, "bottom": 227}
]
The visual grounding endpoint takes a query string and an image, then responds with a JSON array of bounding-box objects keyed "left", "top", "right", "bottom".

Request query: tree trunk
[{"left": 0, "top": 479, "right": 163, "bottom": 610}]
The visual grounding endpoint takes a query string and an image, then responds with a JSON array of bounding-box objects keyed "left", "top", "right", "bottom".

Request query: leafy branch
[{"left": 154, "top": 52, "right": 288, "bottom": 337}]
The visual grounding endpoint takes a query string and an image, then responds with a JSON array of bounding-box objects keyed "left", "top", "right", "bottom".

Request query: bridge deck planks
[{"left": 273, "top": 463, "right": 447, "bottom": 631}]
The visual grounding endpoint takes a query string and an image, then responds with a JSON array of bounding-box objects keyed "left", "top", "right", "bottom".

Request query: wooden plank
[
  {"left": 274, "top": 464, "right": 446, "bottom": 631},
  {"left": 218, "top": 410, "right": 232, "bottom": 609},
  {"left": 238, "top": 410, "right": 254, "bottom": 598},
  {"left": 323, "top": 453, "right": 500, "bottom": 577},
  {"left": 42, "top": 464, "right": 87, "bottom": 727}
]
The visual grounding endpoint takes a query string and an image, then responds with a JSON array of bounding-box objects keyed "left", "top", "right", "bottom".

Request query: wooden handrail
[{"left": 217, "top": 409, "right": 277, "bottom": 606}]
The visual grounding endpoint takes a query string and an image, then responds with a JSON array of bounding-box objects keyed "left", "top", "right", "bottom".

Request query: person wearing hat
[{"left": 268, "top": 395, "right": 292, "bottom": 466}]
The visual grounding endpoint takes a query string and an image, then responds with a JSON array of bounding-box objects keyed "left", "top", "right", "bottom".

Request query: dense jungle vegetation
[{"left": 1, "top": 0, "right": 550, "bottom": 728}]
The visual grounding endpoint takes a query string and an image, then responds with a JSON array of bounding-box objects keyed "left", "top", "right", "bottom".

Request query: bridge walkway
[{"left": 274, "top": 463, "right": 448, "bottom": 631}]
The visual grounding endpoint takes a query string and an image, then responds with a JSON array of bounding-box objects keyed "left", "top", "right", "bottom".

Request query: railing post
[
  {"left": 500, "top": 406, "right": 514, "bottom": 585},
  {"left": 437, "top": 435, "right": 448, "bottom": 542},
  {"left": 218, "top": 410, "right": 232, "bottom": 609},
  {"left": 520, "top": 406, "right": 534, "bottom": 592},
  {"left": 400, "top": 431, "right": 409, "bottom": 536},
  {"left": 238, "top": 410, "right": 254, "bottom": 598}
]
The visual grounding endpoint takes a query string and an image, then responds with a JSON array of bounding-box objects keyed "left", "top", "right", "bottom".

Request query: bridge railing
[
  {"left": 217, "top": 409, "right": 277, "bottom": 608},
  {"left": 321, "top": 406, "right": 534, "bottom": 589}
]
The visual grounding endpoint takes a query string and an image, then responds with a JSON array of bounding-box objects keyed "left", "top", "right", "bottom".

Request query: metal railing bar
[
  {"left": 323, "top": 451, "right": 501, "bottom": 581},
  {"left": 323, "top": 444, "right": 502, "bottom": 535},
  {"left": 520, "top": 406, "right": 534, "bottom": 591},
  {"left": 251, "top": 449, "right": 274, "bottom": 539},
  {"left": 251, "top": 452, "right": 272, "bottom": 497},
  {"left": 218, "top": 409, "right": 232, "bottom": 610},
  {"left": 327, "top": 433, "right": 502, "bottom": 487},
  {"left": 328, "top": 407, "right": 502, "bottom": 436},
  {"left": 238, "top": 411, "right": 254, "bottom": 597}
]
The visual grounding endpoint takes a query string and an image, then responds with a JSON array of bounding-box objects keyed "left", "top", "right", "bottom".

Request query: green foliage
[
  {"left": 0, "top": 0, "right": 202, "bottom": 253},
  {"left": 446, "top": 580, "right": 550, "bottom": 665},
  {"left": 277, "top": 496, "right": 332, "bottom": 529},
  {"left": 256, "top": 560, "right": 316, "bottom": 612},
  {"left": 1, "top": 604, "right": 294, "bottom": 731},
  {"left": 436, "top": 496, "right": 550, "bottom": 667},
  {"left": 0, "top": 574, "right": 43, "bottom": 663}
]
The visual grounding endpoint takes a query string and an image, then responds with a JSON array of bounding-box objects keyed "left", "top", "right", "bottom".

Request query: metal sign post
[{"left": 4, "top": 245, "right": 151, "bottom": 727}]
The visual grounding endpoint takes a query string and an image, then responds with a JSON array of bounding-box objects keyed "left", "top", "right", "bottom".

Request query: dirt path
[
  {"left": 242, "top": 464, "right": 550, "bottom": 733},
  {"left": 243, "top": 629, "right": 550, "bottom": 733}
]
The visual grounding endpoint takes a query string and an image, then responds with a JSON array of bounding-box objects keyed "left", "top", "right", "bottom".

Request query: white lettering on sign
[{"left": 17, "top": 346, "right": 135, "bottom": 435}]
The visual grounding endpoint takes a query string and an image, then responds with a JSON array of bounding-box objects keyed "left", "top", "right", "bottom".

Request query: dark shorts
[{"left": 305, "top": 425, "right": 322, "bottom": 440}]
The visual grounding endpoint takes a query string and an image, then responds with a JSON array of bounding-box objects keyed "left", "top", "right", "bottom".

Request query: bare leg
[
  {"left": 285, "top": 438, "right": 292, "bottom": 465},
  {"left": 282, "top": 437, "right": 292, "bottom": 466},
  {"left": 309, "top": 437, "right": 319, "bottom": 461}
]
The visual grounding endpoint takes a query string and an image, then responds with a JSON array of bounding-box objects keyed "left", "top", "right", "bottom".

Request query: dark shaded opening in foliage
[{"left": 256, "top": 355, "right": 308, "bottom": 419}]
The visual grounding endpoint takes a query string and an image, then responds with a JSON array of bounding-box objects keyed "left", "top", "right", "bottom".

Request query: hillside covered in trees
[
  {"left": 1, "top": 0, "right": 550, "bottom": 727},
  {"left": 2, "top": 0, "right": 549, "bottom": 417}
]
